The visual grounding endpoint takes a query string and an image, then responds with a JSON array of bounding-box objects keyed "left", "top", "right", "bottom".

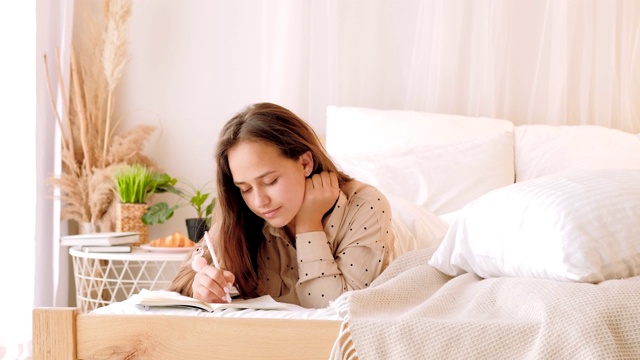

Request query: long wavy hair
[{"left": 214, "top": 102, "right": 351, "bottom": 298}]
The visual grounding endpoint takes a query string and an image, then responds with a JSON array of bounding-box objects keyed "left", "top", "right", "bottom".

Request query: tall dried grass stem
[
  {"left": 101, "top": 0, "right": 132, "bottom": 166},
  {"left": 70, "top": 49, "right": 93, "bottom": 174},
  {"left": 103, "top": 95, "right": 114, "bottom": 167},
  {"left": 84, "top": 14, "right": 107, "bottom": 147}
]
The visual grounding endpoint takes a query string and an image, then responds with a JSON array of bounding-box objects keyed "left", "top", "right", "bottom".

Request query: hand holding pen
[{"left": 191, "top": 231, "right": 235, "bottom": 303}]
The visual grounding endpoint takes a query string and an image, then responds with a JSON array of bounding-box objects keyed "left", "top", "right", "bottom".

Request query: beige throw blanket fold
[{"left": 331, "top": 248, "right": 640, "bottom": 360}]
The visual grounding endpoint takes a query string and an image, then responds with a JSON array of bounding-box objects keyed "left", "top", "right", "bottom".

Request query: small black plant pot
[{"left": 185, "top": 218, "right": 209, "bottom": 243}]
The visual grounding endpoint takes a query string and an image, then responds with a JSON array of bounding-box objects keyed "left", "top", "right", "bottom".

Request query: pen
[{"left": 203, "top": 231, "right": 232, "bottom": 303}]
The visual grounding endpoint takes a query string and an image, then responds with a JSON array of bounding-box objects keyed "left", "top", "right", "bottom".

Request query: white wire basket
[{"left": 69, "top": 248, "right": 187, "bottom": 313}]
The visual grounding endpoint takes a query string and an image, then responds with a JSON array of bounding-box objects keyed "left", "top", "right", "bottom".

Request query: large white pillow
[
  {"left": 429, "top": 169, "right": 640, "bottom": 283},
  {"left": 332, "top": 132, "right": 515, "bottom": 215},
  {"left": 325, "top": 106, "right": 514, "bottom": 156},
  {"left": 515, "top": 124, "right": 640, "bottom": 182}
]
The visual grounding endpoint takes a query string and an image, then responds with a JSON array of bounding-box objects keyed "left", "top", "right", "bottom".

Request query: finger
[
  {"left": 192, "top": 276, "right": 216, "bottom": 302},
  {"left": 305, "top": 177, "right": 314, "bottom": 193},
  {"left": 222, "top": 270, "right": 235, "bottom": 288},
  {"left": 192, "top": 281, "right": 217, "bottom": 303},
  {"left": 220, "top": 270, "right": 236, "bottom": 303},
  {"left": 203, "top": 266, "right": 233, "bottom": 290},
  {"left": 198, "top": 266, "right": 232, "bottom": 302},
  {"left": 194, "top": 276, "right": 226, "bottom": 303},
  {"left": 319, "top": 171, "right": 331, "bottom": 188},
  {"left": 329, "top": 171, "right": 339, "bottom": 189},
  {"left": 311, "top": 173, "right": 323, "bottom": 189}
]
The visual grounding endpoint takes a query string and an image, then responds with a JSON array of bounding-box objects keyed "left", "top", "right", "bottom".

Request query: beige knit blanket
[{"left": 330, "top": 247, "right": 640, "bottom": 360}]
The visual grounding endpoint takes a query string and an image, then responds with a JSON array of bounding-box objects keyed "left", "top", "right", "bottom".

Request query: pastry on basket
[{"left": 150, "top": 232, "right": 196, "bottom": 247}]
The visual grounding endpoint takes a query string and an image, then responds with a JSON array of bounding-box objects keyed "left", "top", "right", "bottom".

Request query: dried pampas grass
[{"left": 44, "top": 0, "right": 158, "bottom": 231}]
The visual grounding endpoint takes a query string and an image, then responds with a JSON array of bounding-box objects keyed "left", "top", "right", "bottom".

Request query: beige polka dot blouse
[{"left": 258, "top": 179, "right": 397, "bottom": 308}]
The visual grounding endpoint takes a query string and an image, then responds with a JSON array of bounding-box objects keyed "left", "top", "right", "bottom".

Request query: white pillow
[
  {"left": 332, "top": 132, "right": 515, "bottom": 215},
  {"left": 326, "top": 106, "right": 514, "bottom": 156},
  {"left": 429, "top": 169, "right": 640, "bottom": 283},
  {"left": 515, "top": 124, "right": 640, "bottom": 182},
  {"left": 386, "top": 193, "right": 448, "bottom": 250}
]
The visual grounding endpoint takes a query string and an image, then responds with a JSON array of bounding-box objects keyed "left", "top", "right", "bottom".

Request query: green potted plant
[
  {"left": 183, "top": 187, "right": 216, "bottom": 242},
  {"left": 142, "top": 179, "right": 216, "bottom": 242},
  {"left": 112, "top": 164, "right": 177, "bottom": 245}
]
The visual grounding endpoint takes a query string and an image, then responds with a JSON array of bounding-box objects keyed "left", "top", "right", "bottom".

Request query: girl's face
[{"left": 228, "top": 140, "right": 312, "bottom": 229}]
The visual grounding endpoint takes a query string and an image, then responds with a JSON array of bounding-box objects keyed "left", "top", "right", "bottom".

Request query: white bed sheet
[{"left": 90, "top": 292, "right": 341, "bottom": 320}]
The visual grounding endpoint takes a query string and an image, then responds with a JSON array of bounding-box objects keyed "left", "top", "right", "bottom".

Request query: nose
[{"left": 253, "top": 187, "right": 270, "bottom": 208}]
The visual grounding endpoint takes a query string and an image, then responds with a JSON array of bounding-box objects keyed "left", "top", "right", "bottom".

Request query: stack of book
[{"left": 60, "top": 231, "right": 140, "bottom": 253}]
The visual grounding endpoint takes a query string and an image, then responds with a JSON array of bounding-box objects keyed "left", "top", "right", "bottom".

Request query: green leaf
[
  {"left": 142, "top": 202, "right": 177, "bottom": 225},
  {"left": 148, "top": 172, "right": 179, "bottom": 195},
  {"left": 205, "top": 197, "right": 216, "bottom": 217},
  {"left": 190, "top": 191, "right": 210, "bottom": 218}
]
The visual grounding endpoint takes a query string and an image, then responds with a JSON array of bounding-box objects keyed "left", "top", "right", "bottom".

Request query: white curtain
[
  {"left": 0, "top": 0, "right": 37, "bottom": 355},
  {"left": 258, "top": 0, "right": 640, "bottom": 133},
  {"left": 0, "top": 0, "right": 36, "bottom": 356},
  {"left": 0, "top": 1, "right": 73, "bottom": 359}
]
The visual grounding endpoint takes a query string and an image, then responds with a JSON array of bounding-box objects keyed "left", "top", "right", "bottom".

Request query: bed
[{"left": 33, "top": 106, "right": 640, "bottom": 359}]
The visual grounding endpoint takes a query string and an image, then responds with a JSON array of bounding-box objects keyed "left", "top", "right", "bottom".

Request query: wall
[
  {"left": 115, "top": 1, "right": 237, "bottom": 239},
  {"left": 73, "top": 1, "right": 295, "bottom": 239}
]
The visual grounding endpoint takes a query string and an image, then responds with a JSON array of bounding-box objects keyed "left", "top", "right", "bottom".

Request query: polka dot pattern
[{"left": 256, "top": 180, "right": 396, "bottom": 308}]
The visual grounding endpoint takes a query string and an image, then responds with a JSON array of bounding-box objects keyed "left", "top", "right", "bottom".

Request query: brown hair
[{"left": 169, "top": 102, "right": 351, "bottom": 298}]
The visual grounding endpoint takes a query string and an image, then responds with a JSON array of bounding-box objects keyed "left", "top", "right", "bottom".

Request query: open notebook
[{"left": 132, "top": 289, "right": 291, "bottom": 312}]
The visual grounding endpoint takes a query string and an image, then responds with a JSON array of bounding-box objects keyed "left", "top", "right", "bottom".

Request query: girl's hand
[
  {"left": 295, "top": 171, "right": 340, "bottom": 233},
  {"left": 192, "top": 265, "right": 236, "bottom": 303}
]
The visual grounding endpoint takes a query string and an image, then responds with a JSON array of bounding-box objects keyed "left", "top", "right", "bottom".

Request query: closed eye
[{"left": 265, "top": 178, "right": 278, "bottom": 187}]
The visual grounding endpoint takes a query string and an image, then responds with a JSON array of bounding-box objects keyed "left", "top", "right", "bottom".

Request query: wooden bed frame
[{"left": 33, "top": 307, "right": 342, "bottom": 359}]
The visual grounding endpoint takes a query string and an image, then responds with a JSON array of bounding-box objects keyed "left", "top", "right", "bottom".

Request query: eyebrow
[{"left": 233, "top": 170, "right": 277, "bottom": 186}]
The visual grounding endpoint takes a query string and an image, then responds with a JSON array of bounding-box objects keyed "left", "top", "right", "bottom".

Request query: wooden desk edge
[
  {"left": 33, "top": 307, "right": 77, "bottom": 360},
  {"left": 33, "top": 307, "right": 343, "bottom": 360}
]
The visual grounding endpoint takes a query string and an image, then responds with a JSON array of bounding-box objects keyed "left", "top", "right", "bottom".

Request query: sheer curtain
[
  {"left": 0, "top": 1, "right": 37, "bottom": 356},
  {"left": 0, "top": 1, "right": 73, "bottom": 359},
  {"left": 0, "top": 0, "right": 36, "bottom": 357},
  {"left": 259, "top": 0, "right": 639, "bottom": 133}
]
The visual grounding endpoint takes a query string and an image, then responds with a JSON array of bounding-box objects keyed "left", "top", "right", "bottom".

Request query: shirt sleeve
[{"left": 295, "top": 196, "right": 392, "bottom": 308}]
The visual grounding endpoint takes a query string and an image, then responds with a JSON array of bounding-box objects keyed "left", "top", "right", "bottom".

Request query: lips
[{"left": 261, "top": 207, "right": 280, "bottom": 219}]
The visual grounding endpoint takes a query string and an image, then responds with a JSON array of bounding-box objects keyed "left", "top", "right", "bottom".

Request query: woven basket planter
[{"left": 116, "top": 203, "right": 149, "bottom": 246}]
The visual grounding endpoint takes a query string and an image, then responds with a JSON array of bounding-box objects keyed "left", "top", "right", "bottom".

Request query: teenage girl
[{"left": 169, "top": 102, "right": 397, "bottom": 308}]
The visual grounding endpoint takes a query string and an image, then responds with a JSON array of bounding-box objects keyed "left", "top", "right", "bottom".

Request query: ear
[{"left": 299, "top": 151, "right": 314, "bottom": 177}]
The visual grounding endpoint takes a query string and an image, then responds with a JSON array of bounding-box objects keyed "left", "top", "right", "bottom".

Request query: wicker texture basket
[{"left": 116, "top": 203, "right": 149, "bottom": 246}]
